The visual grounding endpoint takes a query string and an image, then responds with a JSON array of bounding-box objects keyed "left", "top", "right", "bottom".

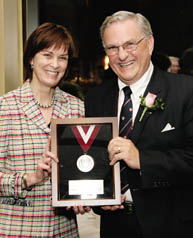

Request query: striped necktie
[
  {"left": 119, "top": 86, "right": 133, "bottom": 138},
  {"left": 119, "top": 86, "right": 133, "bottom": 193}
]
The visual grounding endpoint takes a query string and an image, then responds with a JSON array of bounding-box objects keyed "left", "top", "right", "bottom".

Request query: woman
[{"left": 0, "top": 22, "right": 84, "bottom": 237}]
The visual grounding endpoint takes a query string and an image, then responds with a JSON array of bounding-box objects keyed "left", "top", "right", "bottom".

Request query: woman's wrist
[
  {"left": 22, "top": 173, "right": 32, "bottom": 191},
  {"left": 22, "top": 172, "right": 41, "bottom": 191}
]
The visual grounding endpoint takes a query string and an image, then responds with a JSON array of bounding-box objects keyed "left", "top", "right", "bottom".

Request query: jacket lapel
[
  {"left": 18, "top": 81, "right": 69, "bottom": 134},
  {"left": 51, "top": 87, "right": 70, "bottom": 119},
  {"left": 103, "top": 79, "right": 119, "bottom": 117},
  {"left": 18, "top": 81, "right": 50, "bottom": 133},
  {"left": 131, "top": 68, "right": 165, "bottom": 144}
]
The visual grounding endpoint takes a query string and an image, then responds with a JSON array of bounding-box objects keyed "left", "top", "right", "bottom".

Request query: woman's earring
[{"left": 31, "top": 64, "right": 34, "bottom": 69}]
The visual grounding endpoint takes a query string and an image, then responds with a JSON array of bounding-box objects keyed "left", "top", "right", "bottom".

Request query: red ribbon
[{"left": 71, "top": 125, "right": 101, "bottom": 153}]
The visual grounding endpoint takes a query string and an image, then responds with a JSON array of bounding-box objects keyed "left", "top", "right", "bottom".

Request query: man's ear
[{"left": 147, "top": 35, "right": 154, "bottom": 56}]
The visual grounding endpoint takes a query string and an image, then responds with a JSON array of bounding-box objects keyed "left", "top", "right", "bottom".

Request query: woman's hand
[
  {"left": 35, "top": 137, "right": 58, "bottom": 182},
  {"left": 66, "top": 206, "right": 91, "bottom": 215},
  {"left": 23, "top": 137, "right": 58, "bottom": 189}
]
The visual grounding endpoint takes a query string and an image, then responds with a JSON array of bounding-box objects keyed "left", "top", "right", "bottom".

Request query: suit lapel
[
  {"left": 18, "top": 81, "right": 69, "bottom": 134},
  {"left": 19, "top": 81, "right": 50, "bottom": 133},
  {"left": 101, "top": 72, "right": 164, "bottom": 143},
  {"left": 103, "top": 79, "right": 119, "bottom": 117},
  {"left": 51, "top": 87, "right": 69, "bottom": 119},
  {"left": 131, "top": 68, "right": 165, "bottom": 144}
]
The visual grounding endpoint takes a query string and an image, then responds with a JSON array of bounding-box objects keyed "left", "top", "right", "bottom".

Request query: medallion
[
  {"left": 71, "top": 124, "right": 101, "bottom": 173},
  {"left": 76, "top": 154, "right": 94, "bottom": 172}
]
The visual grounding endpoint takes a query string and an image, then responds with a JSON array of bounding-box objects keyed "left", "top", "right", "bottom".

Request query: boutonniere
[{"left": 139, "top": 92, "right": 165, "bottom": 122}]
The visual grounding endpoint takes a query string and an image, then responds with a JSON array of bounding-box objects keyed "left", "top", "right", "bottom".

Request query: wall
[
  {"left": 0, "top": 0, "right": 23, "bottom": 96},
  {"left": 25, "top": 0, "right": 38, "bottom": 38},
  {"left": 0, "top": 0, "right": 5, "bottom": 95}
]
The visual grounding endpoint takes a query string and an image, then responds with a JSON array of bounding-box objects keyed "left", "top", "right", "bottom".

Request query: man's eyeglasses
[{"left": 104, "top": 37, "right": 146, "bottom": 56}]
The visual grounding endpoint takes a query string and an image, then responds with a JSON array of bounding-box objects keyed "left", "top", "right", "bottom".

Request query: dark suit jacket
[{"left": 84, "top": 67, "right": 193, "bottom": 238}]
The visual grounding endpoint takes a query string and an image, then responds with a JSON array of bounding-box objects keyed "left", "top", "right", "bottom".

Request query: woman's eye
[
  {"left": 43, "top": 53, "right": 51, "bottom": 57},
  {"left": 60, "top": 56, "right": 68, "bottom": 61}
]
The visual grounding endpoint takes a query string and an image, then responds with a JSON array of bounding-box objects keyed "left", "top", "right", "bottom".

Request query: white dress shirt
[{"left": 117, "top": 62, "right": 154, "bottom": 201}]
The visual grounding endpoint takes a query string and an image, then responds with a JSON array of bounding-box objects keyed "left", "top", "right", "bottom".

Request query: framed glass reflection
[{"left": 51, "top": 117, "right": 121, "bottom": 207}]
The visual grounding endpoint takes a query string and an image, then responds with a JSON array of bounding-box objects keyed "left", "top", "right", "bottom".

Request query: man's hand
[{"left": 108, "top": 136, "right": 140, "bottom": 169}]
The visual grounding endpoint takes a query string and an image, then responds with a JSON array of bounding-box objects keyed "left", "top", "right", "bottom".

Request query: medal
[
  {"left": 71, "top": 125, "right": 101, "bottom": 173},
  {"left": 76, "top": 154, "right": 94, "bottom": 172}
]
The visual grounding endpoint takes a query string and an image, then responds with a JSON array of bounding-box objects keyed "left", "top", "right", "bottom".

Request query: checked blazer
[{"left": 0, "top": 80, "right": 84, "bottom": 238}]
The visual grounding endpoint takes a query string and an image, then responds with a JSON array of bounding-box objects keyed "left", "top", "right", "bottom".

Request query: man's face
[
  {"left": 169, "top": 58, "right": 180, "bottom": 73},
  {"left": 103, "top": 19, "right": 154, "bottom": 85}
]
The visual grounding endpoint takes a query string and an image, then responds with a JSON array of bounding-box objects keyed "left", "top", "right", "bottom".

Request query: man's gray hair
[{"left": 100, "top": 11, "right": 153, "bottom": 47}]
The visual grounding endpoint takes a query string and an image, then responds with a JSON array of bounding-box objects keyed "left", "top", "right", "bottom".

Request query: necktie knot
[{"left": 123, "top": 86, "right": 132, "bottom": 98}]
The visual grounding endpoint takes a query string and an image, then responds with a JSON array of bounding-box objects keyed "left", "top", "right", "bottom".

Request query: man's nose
[{"left": 118, "top": 46, "right": 129, "bottom": 60}]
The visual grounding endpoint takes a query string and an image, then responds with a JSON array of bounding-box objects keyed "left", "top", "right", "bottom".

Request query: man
[
  {"left": 168, "top": 56, "right": 180, "bottom": 73},
  {"left": 85, "top": 11, "right": 193, "bottom": 238},
  {"left": 180, "top": 47, "right": 193, "bottom": 75}
]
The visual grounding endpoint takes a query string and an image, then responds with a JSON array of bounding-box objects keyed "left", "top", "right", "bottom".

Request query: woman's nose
[{"left": 50, "top": 57, "right": 59, "bottom": 68}]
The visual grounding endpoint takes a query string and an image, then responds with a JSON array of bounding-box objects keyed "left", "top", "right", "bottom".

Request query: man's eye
[
  {"left": 125, "top": 42, "right": 133, "bottom": 47},
  {"left": 108, "top": 46, "right": 117, "bottom": 50}
]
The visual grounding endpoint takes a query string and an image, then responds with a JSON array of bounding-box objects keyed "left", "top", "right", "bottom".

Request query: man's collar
[{"left": 118, "top": 61, "right": 154, "bottom": 92}]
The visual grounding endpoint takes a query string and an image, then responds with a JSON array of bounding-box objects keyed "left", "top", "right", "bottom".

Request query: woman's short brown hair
[{"left": 23, "top": 22, "right": 76, "bottom": 81}]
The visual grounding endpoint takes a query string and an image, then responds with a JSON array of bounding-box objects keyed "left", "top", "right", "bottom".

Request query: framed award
[{"left": 51, "top": 117, "right": 121, "bottom": 206}]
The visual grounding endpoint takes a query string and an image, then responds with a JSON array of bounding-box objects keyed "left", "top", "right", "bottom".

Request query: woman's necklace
[{"left": 35, "top": 97, "right": 54, "bottom": 108}]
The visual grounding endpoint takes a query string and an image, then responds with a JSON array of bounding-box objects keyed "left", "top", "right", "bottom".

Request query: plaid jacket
[{"left": 0, "top": 80, "right": 84, "bottom": 237}]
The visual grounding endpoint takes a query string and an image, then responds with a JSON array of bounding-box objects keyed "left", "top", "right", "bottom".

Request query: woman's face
[{"left": 30, "top": 44, "right": 69, "bottom": 88}]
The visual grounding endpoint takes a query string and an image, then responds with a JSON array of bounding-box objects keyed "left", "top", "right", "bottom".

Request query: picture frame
[{"left": 51, "top": 117, "right": 121, "bottom": 207}]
